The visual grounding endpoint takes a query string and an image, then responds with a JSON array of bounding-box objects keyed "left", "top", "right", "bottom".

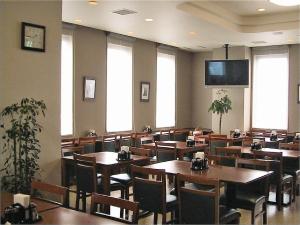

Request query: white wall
[{"left": 0, "top": 1, "right": 62, "bottom": 184}]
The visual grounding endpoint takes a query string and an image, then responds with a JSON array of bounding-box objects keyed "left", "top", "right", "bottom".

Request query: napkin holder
[
  {"left": 191, "top": 158, "right": 208, "bottom": 171},
  {"left": 117, "top": 150, "right": 131, "bottom": 161},
  {"left": 251, "top": 142, "right": 262, "bottom": 150},
  {"left": 232, "top": 129, "right": 241, "bottom": 138},
  {"left": 186, "top": 139, "right": 195, "bottom": 147},
  {"left": 270, "top": 134, "right": 278, "bottom": 141}
]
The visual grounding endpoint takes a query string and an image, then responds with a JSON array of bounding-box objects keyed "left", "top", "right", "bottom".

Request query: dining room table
[
  {"left": 141, "top": 141, "right": 208, "bottom": 160},
  {"left": 1, "top": 192, "right": 126, "bottom": 225}
]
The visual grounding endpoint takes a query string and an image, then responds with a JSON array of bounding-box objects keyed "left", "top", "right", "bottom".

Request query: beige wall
[
  {"left": 288, "top": 44, "right": 300, "bottom": 132},
  {"left": 71, "top": 25, "right": 193, "bottom": 136},
  {"left": 0, "top": 1, "right": 62, "bottom": 184},
  {"left": 191, "top": 52, "right": 213, "bottom": 129}
]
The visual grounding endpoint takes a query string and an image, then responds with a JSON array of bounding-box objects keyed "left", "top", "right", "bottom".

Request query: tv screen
[{"left": 205, "top": 59, "right": 249, "bottom": 86}]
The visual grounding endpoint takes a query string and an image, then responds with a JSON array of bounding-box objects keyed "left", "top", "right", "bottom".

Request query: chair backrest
[
  {"left": 74, "top": 153, "right": 97, "bottom": 193},
  {"left": 215, "top": 147, "right": 241, "bottom": 157},
  {"left": 78, "top": 137, "right": 96, "bottom": 154},
  {"left": 31, "top": 180, "right": 69, "bottom": 207},
  {"left": 132, "top": 132, "right": 149, "bottom": 147},
  {"left": 155, "top": 141, "right": 177, "bottom": 162},
  {"left": 279, "top": 142, "right": 300, "bottom": 151},
  {"left": 130, "top": 147, "right": 152, "bottom": 157},
  {"left": 173, "top": 129, "right": 189, "bottom": 141},
  {"left": 61, "top": 137, "right": 78, "bottom": 147},
  {"left": 252, "top": 150, "right": 283, "bottom": 183},
  {"left": 209, "top": 138, "right": 229, "bottom": 155},
  {"left": 131, "top": 165, "right": 166, "bottom": 213},
  {"left": 61, "top": 146, "right": 83, "bottom": 157},
  {"left": 235, "top": 158, "right": 271, "bottom": 196},
  {"left": 242, "top": 137, "right": 253, "bottom": 147},
  {"left": 177, "top": 174, "right": 219, "bottom": 224},
  {"left": 159, "top": 129, "right": 170, "bottom": 141},
  {"left": 140, "top": 136, "right": 154, "bottom": 145},
  {"left": 101, "top": 134, "right": 117, "bottom": 152},
  {"left": 90, "top": 193, "right": 139, "bottom": 224},
  {"left": 119, "top": 133, "right": 132, "bottom": 147}
]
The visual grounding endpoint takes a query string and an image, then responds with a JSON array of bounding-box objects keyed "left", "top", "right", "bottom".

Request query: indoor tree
[
  {"left": 1, "top": 98, "right": 46, "bottom": 194},
  {"left": 208, "top": 89, "right": 232, "bottom": 134}
]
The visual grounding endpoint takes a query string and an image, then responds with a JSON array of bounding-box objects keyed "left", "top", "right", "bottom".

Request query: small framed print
[
  {"left": 84, "top": 77, "right": 96, "bottom": 100},
  {"left": 298, "top": 84, "right": 300, "bottom": 104},
  {"left": 140, "top": 81, "right": 150, "bottom": 102},
  {"left": 21, "top": 22, "right": 46, "bottom": 52}
]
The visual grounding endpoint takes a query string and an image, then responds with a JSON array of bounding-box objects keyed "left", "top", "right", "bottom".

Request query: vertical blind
[
  {"left": 106, "top": 42, "right": 133, "bottom": 132},
  {"left": 252, "top": 53, "right": 289, "bottom": 130},
  {"left": 156, "top": 51, "right": 176, "bottom": 128},
  {"left": 61, "top": 34, "right": 73, "bottom": 136}
]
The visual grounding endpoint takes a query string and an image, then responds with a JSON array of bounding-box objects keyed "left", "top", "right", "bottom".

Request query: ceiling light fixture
[
  {"left": 88, "top": 0, "right": 98, "bottom": 5},
  {"left": 269, "top": 0, "right": 300, "bottom": 6},
  {"left": 189, "top": 31, "right": 197, "bottom": 35},
  {"left": 145, "top": 18, "right": 153, "bottom": 22},
  {"left": 257, "top": 8, "right": 266, "bottom": 12},
  {"left": 128, "top": 31, "right": 134, "bottom": 35},
  {"left": 74, "top": 19, "right": 82, "bottom": 23}
]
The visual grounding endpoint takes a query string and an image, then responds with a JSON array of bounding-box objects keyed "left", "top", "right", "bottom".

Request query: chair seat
[
  {"left": 97, "top": 177, "right": 125, "bottom": 192},
  {"left": 185, "top": 183, "right": 215, "bottom": 191},
  {"left": 166, "top": 194, "right": 177, "bottom": 211},
  {"left": 282, "top": 174, "right": 294, "bottom": 183},
  {"left": 220, "top": 191, "right": 265, "bottom": 210},
  {"left": 219, "top": 205, "right": 241, "bottom": 224},
  {"left": 110, "top": 173, "right": 132, "bottom": 186}
]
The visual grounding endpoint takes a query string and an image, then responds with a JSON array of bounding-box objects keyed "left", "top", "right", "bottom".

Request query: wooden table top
[
  {"left": 62, "top": 151, "right": 149, "bottom": 165},
  {"left": 1, "top": 192, "right": 60, "bottom": 213},
  {"left": 226, "top": 146, "right": 300, "bottom": 158},
  {"left": 141, "top": 141, "right": 207, "bottom": 150},
  {"left": 37, "top": 207, "right": 126, "bottom": 225},
  {"left": 146, "top": 160, "right": 272, "bottom": 184}
]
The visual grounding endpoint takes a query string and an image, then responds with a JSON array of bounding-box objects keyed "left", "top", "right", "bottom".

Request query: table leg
[
  {"left": 102, "top": 166, "right": 111, "bottom": 213},
  {"left": 61, "top": 159, "right": 68, "bottom": 187}
]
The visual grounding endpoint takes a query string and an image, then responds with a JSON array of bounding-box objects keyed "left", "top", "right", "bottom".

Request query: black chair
[
  {"left": 177, "top": 174, "right": 241, "bottom": 224},
  {"left": 173, "top": 129, "right": 189, "bottom": 141},
  {"left": 159, "top": 129, "right": 170, "bottom": 141},
  {"left": 120, "top": 133, "right": 132, "bottom": 147},
  {"left": 74, "top": 153, "right": 125, "bottom": 212},
  {"left": 253, "top": 150, "right": 293, "bottom": 210},
  {"left": 155, "top": 141, "right": 177, "bottom": 163},
  {"left": 90, "top": 193, "right": 139, "bottom": 224},
  {"left": 215, "top": 147, "right": 241, "bottom": 167},
  {"left": 101, "top": 134, "right": 117, "bottom": 152},
  {"left": 221, "top": 158, "right": 271, "bottom": 224},
  {"left": 209, "top": 137, "right": 229, "bottom": 155},
  {"left": 78, "top": 137, "right": 96, "bottom": 154},
  {"left": 131, "top": 165, "right": 177, "bottom": 224}
]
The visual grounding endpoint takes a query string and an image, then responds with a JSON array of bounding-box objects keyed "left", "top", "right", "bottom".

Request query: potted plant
[
  {"left": 1, "top": 98, "right": 46, "bottom": 194},
  {"left": 208, "top": 89, "right": 232, "bottom": 134}
]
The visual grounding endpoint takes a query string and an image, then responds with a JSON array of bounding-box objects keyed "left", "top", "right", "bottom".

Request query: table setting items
[
  {"left": 191, "top": 152, "right": 208, "bottom": 171},
  {"left": 1, "top": 194, "right": 40, "bottom": 224},
  {"left": 117, "top": 146, "right": 131, "bottom": 161},
  {"left": 232, "top": 128, "right": 241, "bottom": 138},
  {"left": 186, "top": 135, "right": 195, "bottom": 147},
  {"left": 270, "top": 130, "right": 278, "bottom": 141},
  {"left": 251, "top": 139, "right": 262, "bottom": 150}
]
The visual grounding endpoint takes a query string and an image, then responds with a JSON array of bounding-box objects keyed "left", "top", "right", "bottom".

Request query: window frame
[
  {"left": 60, "top": 31, "right": 74, "bottom": 137},
  {"left": 250, "top": 49, "right": 289, "bottom": 130},
  {"left": 155, "top": 48, "right": 177, "bottom": 129},
  {"left": 105, "top": 40, "right": 134, "bottom": 133}
]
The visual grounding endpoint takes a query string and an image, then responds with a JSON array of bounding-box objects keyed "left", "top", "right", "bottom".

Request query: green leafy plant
[
  {"left": 208, "top": 89, "right": 232, "bottom": 134},
  {"left": 1, "top": 98, "right": 46, "bottom": 194}
]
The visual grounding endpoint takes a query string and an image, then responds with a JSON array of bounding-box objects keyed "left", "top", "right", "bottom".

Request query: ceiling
[{"left": 62, "top": 0, "right": 300, "bottom": 52}]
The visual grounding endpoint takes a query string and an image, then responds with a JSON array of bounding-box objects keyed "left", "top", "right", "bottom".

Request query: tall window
[
  {"left": 252, "top": 53, "right": 289, "bottom": 129},
  {"left": 61, "top": 34, "right": 73, "bottom": 136},
  {"left": 156, "top": 51, "right": 176, "bottom": 128},
  {"left": 106, "top": 42, "right": 133, "bottom": 132}
]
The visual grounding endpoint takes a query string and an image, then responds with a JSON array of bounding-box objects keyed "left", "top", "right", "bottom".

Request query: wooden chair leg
[
  {"left": 75, "top": 191, "right": 80, "bottom": 211},
  {"left": 251, "top": 210, "right": 255, "bottom": 225},
  {"left": 162, "top": 212, "right": 166, "bottom": 225},
  {"left": 277, "top": 185, "right": 282, "bottom": 211},
  {"left": 82, "top": 192, "right": 86, "bottom": 212},
  {"left": 263, "top": 202, "right": 267, "bottom": 225}
]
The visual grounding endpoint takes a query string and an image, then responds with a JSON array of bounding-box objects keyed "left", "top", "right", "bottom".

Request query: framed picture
[
  {"left": 298, "top": 84, "right": 300, "bottom": 104},
  {"left": 140, "top": 82, "right": 150, "bottom": 102},
  {"left": 83, "top": 77, "right": 96, "bottom": 100},
  {"left": 21, "top": 22, "right": 46, "bottom": 52}
]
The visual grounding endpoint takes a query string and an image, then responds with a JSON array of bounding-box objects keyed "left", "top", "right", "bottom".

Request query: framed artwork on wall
[
  {"left": 21, "top": 22, "right": 46, "bottom": 52},
  {"left": 84, "top": 77, "right": 96, "bottom": 100},
  {"left": 140, "top": 81, "right": 150, "bottom": 102}
]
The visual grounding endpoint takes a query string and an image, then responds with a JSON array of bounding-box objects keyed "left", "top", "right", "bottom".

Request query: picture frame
[
  {"left": 298, "top": 84, "right": 300, "bottom": 104},
  {"left": 140, "top": 81, "right": 150, "bottom": 102},
  {"left": 83, "top": 77, "right": 96, "bottom": 100},
  {"left": 21, "top": 22, "right": 46, "bottom": 52}
]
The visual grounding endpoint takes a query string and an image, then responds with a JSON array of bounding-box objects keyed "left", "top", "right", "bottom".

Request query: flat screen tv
[{"left": 205, "top": 59, "right": 249, "bottom": 86}]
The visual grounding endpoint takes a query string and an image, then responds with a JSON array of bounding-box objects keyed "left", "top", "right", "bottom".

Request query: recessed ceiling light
[
  {"left": 189, "top": 31, "right": 197, "bottom": 36},
  {"left": 145, "top": 18, "right": 153, "bottom": 22},
  {"left": 251, "top": 41, "right": 267, "bottom": 44},
  {"left": 171, "top": 42, "right": 177, "bottom": 46},
  {"left": 128, "top": 31, "right": 134, "bottom": 35},
  {"left": 88, "top": 0, "right": 98, "bottom": 5},
  {"left": 74, "top": 19, "right": 82, "bottom": 23},
  {"left": 273, "top": 31, "right": 283, "bottom": 35},
  {"left": 257, "top": 8, "right": 266, "bottom": 12},
  {"left": 269, "top": 0, "right": 300, "bottom": 6},
  {"left": 288, "top": 39, "right": 294, "bottom": 42}
]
